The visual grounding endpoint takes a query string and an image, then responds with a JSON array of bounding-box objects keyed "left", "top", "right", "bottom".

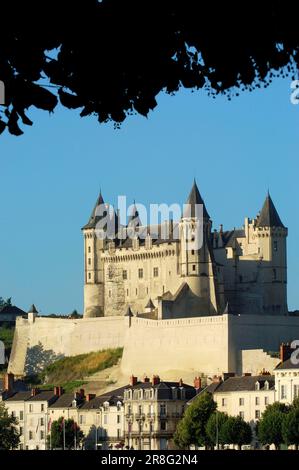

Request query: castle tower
[
  {"left": 82, "top": 190, "right": 107, "bottom": 318},
  {"left": 179, "top": 180, "right": 220, "bottom": 315},
  {"left": 256, "top": 192, "right": 288, "bottom": 314}
]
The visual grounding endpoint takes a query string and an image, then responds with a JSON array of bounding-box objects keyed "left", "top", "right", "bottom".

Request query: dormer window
[
  {"left": 255, "top": 381, "right": 260, "bottom": 391},
  {"left": 264, "top": 380, "right": 269, "bottom": 390}
]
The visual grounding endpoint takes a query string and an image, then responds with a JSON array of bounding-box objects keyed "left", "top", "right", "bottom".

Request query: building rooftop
[
  {"left": 205, "top": 375, "right": 275, "bottom": 394},
  {"left": 275, "top": 358, "right": 299, "bottom": 370}
]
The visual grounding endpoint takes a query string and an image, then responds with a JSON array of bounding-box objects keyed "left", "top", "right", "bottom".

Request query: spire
[
  {"left": 145, "top": 298, "right": 155, "bottom": 310},
  {"left": 128, "top": 201, "right": 141, "bottom": 227},
  {"left": 183, "top": 180, "right": 210, "bottom": 219},
  {"left": 124, "top": 306, "right": 133, "bottom": 317},
  {"left": 28, "top": 304, "right": 38, "bottom": 314},
  {"left": 82, "top": 190, "right": 107, "bottom": 229},
  {"left": 257, "top": 193, "right": 285, "bottom": 228}
]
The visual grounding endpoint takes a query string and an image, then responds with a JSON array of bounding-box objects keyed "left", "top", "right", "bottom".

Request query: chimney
[
  {"left": 223, "top": 372, "right": 235, "bottom": 381},
  {"left": 280, "top": 343, "right": 292, "bottom": 363},
  {"left": 86, "top": 393, "right": 96, "bottom": 402},
  {"left": 129, "top": 375, "right": 138, "bottom": 386},
  {"left": 4, "top": 373, "right": 14, "bottom": 393},
  {"left": 54, "top": 386, "right": 63, "bottom": 397},
  {"left": 74, "top": 391, "right": 81, "bottom": 400},
  {"left": 143, "top": 376, "right": 150, "bottom": 383},
  {"left": 31, "top": 388, "right": 39, "bottom": 397},
  {"left": 152, "top": 375, "right": 160, "bottom": 386},
  {"left": 79, "top": 389, "right": 85, "bottom": 398},
  {"left": 194, "top": 376, "right": 202, "bottom": 390},
  {"left": 178, "top": 378, "right": 183, "bottom": 387},
  {"left": 243, "top": 373, "right": 252, "bottom": 377}
]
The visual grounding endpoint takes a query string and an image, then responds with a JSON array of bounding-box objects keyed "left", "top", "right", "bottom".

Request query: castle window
[
  {"left": 191, "top": 250, "right": 195, "bottom": 255},
  {"left": 255, "top": 397, "right": 260, "bottom": 406},
  {"left": 153, "top": 267, "right": 159, "bottom": 277},
  {"left": 138, "top": 268, "right": 143, "bottom": 279},
  {"left": 239, "top": 411, "right": 244, "bottom": 419},
  {"left": 239, "top": 398, "right": 244, "bottom": 406},
  {"left": 192, "top": 264, "right": 196, "bottom": 271},
  {"left": 88, "top": 246, "right": 91, "bottom": 253},
  {"left": 255, "top": 410, "right": 260, "bottom": 419},
  {"left": 109, "top": 290, "right": 111, "bottom": 297},
  {"left": 88, "top": 273, "right": 91, "bottom": 280},
  {"left": 274, "top": 240, "right": 278, "bottom": 252},
  {"left": 123, "top": 270, "right": 127, "bottom": 280},
  {"left": 126, "top": 289, "right": 129, "bottom": 296},
  {"left": 239, "top": 275, "right": 243, "bottom": 283},
  {"left": 272, "top": 268, "right": 277, "bottom": 280},
  {"left": 88, "top": 258, "right": 91, "bottom": 265},
  {"left": 136, "top": 288, "right": 138, "bottom": 296}
]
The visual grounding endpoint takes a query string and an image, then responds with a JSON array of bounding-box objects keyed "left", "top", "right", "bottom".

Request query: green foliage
[
  {"left": 258, "top": 402, "right": 289, "bottom": 449},
  {"left": 205, "top": 411, "right": 229, "bottom": 448},
  {"left": 173, "top": 392, "right": 216, "bottom": 449},
  {"left": 49, "top": 417, "right": 84, "bottom": 450},
  {"left": 0, "top": 326, "right": 15, "bottom": 349},
  {"left": 0, "top": 297, "right": 12, "bottom": 308},
  {"left": 220, "top": 415, "right": 252, "bottom": 449},
  {"left": 39, "top": 380, "right": 87, "bottom": 393},
  {"left": 0, "top": 402, "right": 20, "bottom": 450},
  {"left": 282, "top": 407, "right": 299, "bottom": 449}
]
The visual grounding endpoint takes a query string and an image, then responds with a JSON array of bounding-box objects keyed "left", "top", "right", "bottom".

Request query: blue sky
[{"left": 0, "top": 77, "right": 298, "bottom": 313}]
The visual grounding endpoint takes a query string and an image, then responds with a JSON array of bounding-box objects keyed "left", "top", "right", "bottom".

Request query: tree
[
  {"left": 258, "top": 402, "right": 289, "bottom": 450},
  {"left": 205, "top": 411, "right": 229, "bottom": 449},
  {"left": 173, "top": 392, "right": 216, "bottom": 449},
  {"left": 0, "top": 297, "right": 12, "bottom": 308},
  {"left": 282, "top": 407, "right": 299, "bottom": 450},
  {"left": 49, "top": 417, "right": 84, "bottom": 450},
  {"left": 0, "top": 402, "right": 20, "bottom": 450},
  {"left": 220, "top": 415, "right": 252, "bottom": 450},
  {"left": 1, "top": 1, "right": 299, "bottom": 136}
]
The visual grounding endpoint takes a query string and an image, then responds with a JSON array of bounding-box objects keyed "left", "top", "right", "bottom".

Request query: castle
[
  {"left": 83, "top": 181, "right": 288, "bottom": 320},
  {"left": 8, "top": 181, "right": 299, "bottom": 380}
]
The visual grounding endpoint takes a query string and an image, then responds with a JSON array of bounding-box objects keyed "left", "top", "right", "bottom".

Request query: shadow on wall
[{"left": 24, "top": 341, "right": 64, "bottom": 376}]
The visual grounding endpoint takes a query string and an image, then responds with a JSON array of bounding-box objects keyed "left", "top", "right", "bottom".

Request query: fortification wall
[
  {"left": 9, "top": 316, "right": 125, "bottom": 376},
  {"left": 121, "top": 315, "right": 230, "bottom": 376},
  {"left": 8, "top": 313, "right": 299, "bottom": 378},
  {"left": 229, "top": 314, "right": 299, "bottom": 374}
]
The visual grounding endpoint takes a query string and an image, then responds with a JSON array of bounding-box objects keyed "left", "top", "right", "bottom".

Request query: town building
[{"left": 123, "top": 375, "right": 199, "bottom": 450}]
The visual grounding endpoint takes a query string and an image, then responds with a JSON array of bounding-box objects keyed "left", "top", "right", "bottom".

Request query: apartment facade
[{"left": 123, "top": 375, "right": 199, "bottom": 450}]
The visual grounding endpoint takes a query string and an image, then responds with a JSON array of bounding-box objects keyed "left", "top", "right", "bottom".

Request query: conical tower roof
[
  {"left": 183, "top": 180, "right": 210, "bottom": 219},
  {"left": 28, "top": 304, "right": 38, "bottom": 314},
  {"left": 257, "top": 192, "right": 285, "bottom": 228},
  {"left": 128, "top": 201, "right": 141, "bottom": 227},
  {"left": 82, "top": 190, "right": 107, "bottom": 229},
  {"left": 145, "top": 298, "right": 155, "bottom": 310},
  {"left": 124, "top": 306, "right": 133, "bottom": 317}
]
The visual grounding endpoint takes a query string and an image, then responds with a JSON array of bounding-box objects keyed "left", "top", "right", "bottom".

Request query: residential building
[{"left": 123, "top": 375, "right": 199, "bottom": 450}]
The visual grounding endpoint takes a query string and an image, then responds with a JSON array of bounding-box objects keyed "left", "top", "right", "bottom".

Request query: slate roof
[
  {"left": 275, "top": 358, "right": 299, "bottom": 370},
  {"left": 183, "top": 180, "right": 210, "bottom": 219},
  {"left": 0, "top": 305, "right": 26, "bottom": 316},
  {"left": 204, "top": 375, "right": 275, "bottom": 394},
  {"left": 5, "top": 391, "right": 32, "bottom": 401},
  {"left": 125, "top": 380, "right": 196, "bottom": 401},
  {"left": 49, "top": 393, "right": 77, "bottom": 408},
  {"left": 80, "top": 385, "right": 127, "bottom": 410},
  {"left": 257, "top": 193, "right": 285, "bottom": 228}
]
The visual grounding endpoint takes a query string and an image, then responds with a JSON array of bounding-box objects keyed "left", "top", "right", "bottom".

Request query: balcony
[{"left": 134, "top": 413, "right": 146, "bottom": 420}]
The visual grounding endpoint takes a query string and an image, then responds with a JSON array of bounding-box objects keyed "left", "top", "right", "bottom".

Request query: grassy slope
[{"left": 36, "top": 348, "right": 123, "bottom": 390}]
